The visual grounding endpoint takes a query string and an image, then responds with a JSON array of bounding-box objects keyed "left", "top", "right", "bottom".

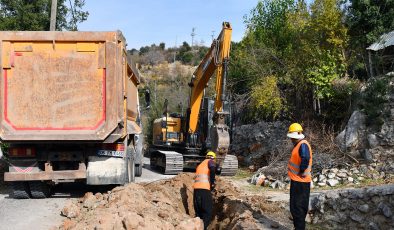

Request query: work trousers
[
  {"left": 290, "top": 180, "right": 310, "bottom": 230},
  {"left": 193, "top": 189, "right": 213, "bottom": 230}
]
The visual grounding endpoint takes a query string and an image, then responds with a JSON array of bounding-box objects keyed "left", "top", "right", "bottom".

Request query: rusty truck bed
[{"left": 0, "top": 31, "right": 140, "bottom": 141}]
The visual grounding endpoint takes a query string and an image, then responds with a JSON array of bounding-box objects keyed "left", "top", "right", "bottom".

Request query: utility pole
[
  {"left": 191, "top": 27, "right": 196, "bottom": 48},
  {"left": 211, "top": 30, "right": 215, "bottom": 41},
  {"left": 50, "top": 0, "right": 58, "bottom": 31}
]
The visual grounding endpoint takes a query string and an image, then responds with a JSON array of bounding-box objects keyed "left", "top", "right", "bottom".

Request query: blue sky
[{"left": 78, "top": 0, "right": 259, "bottom": 50}]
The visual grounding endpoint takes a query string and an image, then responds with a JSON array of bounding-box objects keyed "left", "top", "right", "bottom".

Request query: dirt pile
[
  {"left": 60, "top": 173, "right": 202, "bottom": 230},
  {"left": 59, "top": 173, "right": 287, "bottom": 230}
]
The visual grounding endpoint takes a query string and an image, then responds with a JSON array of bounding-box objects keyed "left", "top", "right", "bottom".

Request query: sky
[{"left": 78, "top": 0, "right": 260, "bottom": 50}]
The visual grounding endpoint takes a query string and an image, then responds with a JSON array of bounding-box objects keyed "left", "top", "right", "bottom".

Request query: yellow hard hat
[
  {"left": 288, "top": 123, "right": 303, "bottom": 133},
  {"left": 206, "top": 151, "right": 216, "bottom": 159}
]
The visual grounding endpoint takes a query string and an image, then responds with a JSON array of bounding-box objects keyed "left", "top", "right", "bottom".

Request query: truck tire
[
  {"left": 29, "top": 181, "right": 51, "bottom": 198},
  {"left": 135, "top": 164, "right": 142, "bottom": 177},
  {"left": 11, "top": 182, "right": 31, "bottom": 199}
]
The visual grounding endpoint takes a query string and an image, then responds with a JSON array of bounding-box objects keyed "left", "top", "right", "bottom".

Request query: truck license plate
[{"left": 97, "top": 150, "right": 124, "bottom": 158}]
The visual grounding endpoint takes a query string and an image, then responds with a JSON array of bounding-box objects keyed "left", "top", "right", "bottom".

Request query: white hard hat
[{"left": 287, "top": 132, "right": 305, "bottom": 140}]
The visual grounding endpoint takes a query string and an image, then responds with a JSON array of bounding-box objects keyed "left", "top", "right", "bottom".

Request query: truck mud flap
[{"left": 86, "top": 156, "right": 127, "bottom": 185}]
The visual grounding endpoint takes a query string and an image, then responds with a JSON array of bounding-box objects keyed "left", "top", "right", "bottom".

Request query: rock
[
  {"left": 256, "top": 174, "right": 266, "bottom": 186},
  {"left": 82, "top": 192, "right": 98, "bottom": 209},
  {"left": 313, "top": 177, "right": 318, "bottom": 182},
  {"left": 335, "top": 110, "right": 366, "bottom": 152},
  {"left": 360, "top": 165, "right": 368, "bottom": 174},
  {"left": 337, "top": 172, "right": 348, "bottom": 178},
  {"left": 286, "top": 183, "right": 291, "bottom": 190},
  {"left": 361, "top": 149, "right": 374, "bottom": 163},
  {"left": 327, "top": 179, "right": 339, "bottom": 187},
  {"left": 368, "top": 222, "right": 380, "bottom": 230},
  {"left": 62, "top": 219, "right": 76, "bottom": 230},
  {"left": 305, "top": 214, "right": 312, "bottom": 223},
  {"left": 270, "top": 181, "right": 278, "bottom": 189},
  {"left": 330, "top": 168, "right": 339, "bottom": 174},
  {"left": 378, "top": 203, "right": 392, "bottom": 218},
  {"left": 317, "top": 182, "right": 326, "bottom": 187},
  {"left": 352, "top": 169, "right": 360, "bottom": 174},
  {"left": 270, "top": 222, "right": 280, "bottom": 228},
  {"left": 318, "top": 174, "right": 326, "bottom": 182},
  {"left": 327, "top": 173, "right": 336, "bottom": 179},
  {"left": 325, "top": 191, "right": 339, "bottom": 199},
  {"left": 350, "top": 211, "right": 363, "bottom": 223},
  {"left": 61, "top": 201, "right": 80, "bottom": 218},
  {"left": 349, "top": 190, "right": 365, "bottom": 199},
  {"left": 368, "top": 134, "right": 380, "bottom": 148},
  {"left": 277, "top": 181, "right": 286, "bottom": 190},
  {"left": 122, "top": 213, "right": 144, "bottom": 229},
  {"left": 348, "top": 177, "right": 354, "bottom": 182},
  {"left": 311, "top": 195, "right": 325, "bottom": 213},
  {"left": 176, "top": 217, "right": 204, "bottom": 230},
  {"left": 358, "top": 204, "right": 369, "bottom": 213}
]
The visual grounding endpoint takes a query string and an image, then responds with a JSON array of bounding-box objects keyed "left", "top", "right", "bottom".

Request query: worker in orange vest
[
  {"left": 193, "top": 150, "right": 217, "bottom": 230},
  {"left": 287, "top": 123, "right": 312, "bottom": 230}
]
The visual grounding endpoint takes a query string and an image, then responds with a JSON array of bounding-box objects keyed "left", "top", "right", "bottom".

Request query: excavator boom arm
[{"left": 188, "top": 22, "right": 232, "bottom": 133}]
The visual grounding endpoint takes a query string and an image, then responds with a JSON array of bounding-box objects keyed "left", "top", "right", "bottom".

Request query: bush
[{"left": 359, "top": 76, "right": 389, "bottom": 128}]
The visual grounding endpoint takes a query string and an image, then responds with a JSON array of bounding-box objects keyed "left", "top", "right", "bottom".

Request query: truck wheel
[
  {"left": 29, "top": 181, "right": 51, "bottom": 198},
  {"left": 135, "top": 164, "right": 142, "bottom": 177},
  {"left": 11, "top": 182, "right": 31, "bottom": 199}
]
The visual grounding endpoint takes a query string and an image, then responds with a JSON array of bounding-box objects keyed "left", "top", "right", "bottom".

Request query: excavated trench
[{"left": 60, "top": 173, "right": 288, "bottom": 230}]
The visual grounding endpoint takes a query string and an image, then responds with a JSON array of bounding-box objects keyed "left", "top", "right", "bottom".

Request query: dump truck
[
  {"left": 0, "top": 31, "right": 143, "bottom": 198},
  {"left": 149, "top": 22, "right": 238, "bottom": 176}
]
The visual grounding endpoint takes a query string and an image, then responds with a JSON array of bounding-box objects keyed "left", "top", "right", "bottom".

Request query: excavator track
[
  {"left": 220, "top": 154, "right": 238, "bottom": 176},
  {"left": 152, "top": 150, "right": 184, "bottom": 175}
]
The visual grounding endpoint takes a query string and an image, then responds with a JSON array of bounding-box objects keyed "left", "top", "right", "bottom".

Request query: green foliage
[
  {"left": 229, "top": 0, "right": 352, "bottom": 125},
  {"left": 322, "top": 77, "right": 361, "bottom": 126},
  {"left": 359, "top": 77, "right": 389, "bottom": 127},
  {"left": 307, "top": 50, "right": 343, "bottom": 99},
  {"left": 0, "top": 0, "right": 88, "bottom": 31},
  {"left": 346, "top": 0, "right": 394, "bottom": 49},
  {"left": 143, "top": 98, "right": 165, "bottom": 145},
  {"left": 250, "top": 75, "right": 284, "bottom": 120},
  {"left": 346, "top": 0, "right": 394, "bottom": 79},
  {"left": 132, "top": 41, "right": 209, "bottom": 66}
]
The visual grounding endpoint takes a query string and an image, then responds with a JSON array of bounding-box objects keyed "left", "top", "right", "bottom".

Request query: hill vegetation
[{"left": 132, "top": 0, "right": 394, "bottom": 137}]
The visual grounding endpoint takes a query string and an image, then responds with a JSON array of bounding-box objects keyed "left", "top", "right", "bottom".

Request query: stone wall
[
  {"left": 310, "top": 184, "right": 394, "bottom": 229},
  {"left": 230, "top": 121, "right": 290, "bottom": 166}
]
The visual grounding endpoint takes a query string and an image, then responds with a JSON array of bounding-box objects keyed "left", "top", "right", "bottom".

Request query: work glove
[{"left": 210, "top": 183, "right": 216, "bottom": 191}]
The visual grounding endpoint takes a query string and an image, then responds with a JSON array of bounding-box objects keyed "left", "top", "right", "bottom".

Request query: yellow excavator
[{"left": 149, "top": 22, "right": 238, "bottom": 176}]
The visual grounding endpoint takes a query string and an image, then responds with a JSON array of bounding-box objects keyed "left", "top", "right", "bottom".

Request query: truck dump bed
[{"left": 0, "top": 31, "right": 140, "bottom": 141}]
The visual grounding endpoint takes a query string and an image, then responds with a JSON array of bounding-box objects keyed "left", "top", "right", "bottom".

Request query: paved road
[{"left": 0, "top": 157, "right": 175, "bottom": 230}]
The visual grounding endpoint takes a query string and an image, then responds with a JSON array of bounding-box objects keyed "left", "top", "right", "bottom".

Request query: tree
[
  {"left": 229, "top": 0, "right": 352, "bottom": 124},
  {"left": 159, "top": 42, "right": 165, "bottom": 50},
  {"left": 345, "top": 0, "right": 394, "bottom": 79},
  {"left": 0, "top": 0, "right": 88, "bottom": 31}
]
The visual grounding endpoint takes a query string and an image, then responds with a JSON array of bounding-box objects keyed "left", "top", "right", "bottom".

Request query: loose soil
[{"left": 60, "top": 173, "right": 291, "bottom": 230}]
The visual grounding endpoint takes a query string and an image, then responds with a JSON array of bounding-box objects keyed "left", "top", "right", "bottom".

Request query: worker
[
  {"left": 287, "top": 123, "right": 312, "bottom": 230},
  {"left": 193, "top": 150, "right": 216, "bottom": 230}
]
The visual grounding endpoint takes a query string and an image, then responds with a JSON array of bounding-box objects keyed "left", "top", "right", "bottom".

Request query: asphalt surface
[{"left": 0, "top": 157, "right": 176, "bottom": 230}]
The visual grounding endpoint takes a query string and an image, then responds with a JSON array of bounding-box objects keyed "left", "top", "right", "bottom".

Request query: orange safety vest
[
  {"left": 193, "top": 159, "right": 211, "bottom": 190},
  {"left": 288, "top": 139, "right": 312, "bottom": 183}
]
